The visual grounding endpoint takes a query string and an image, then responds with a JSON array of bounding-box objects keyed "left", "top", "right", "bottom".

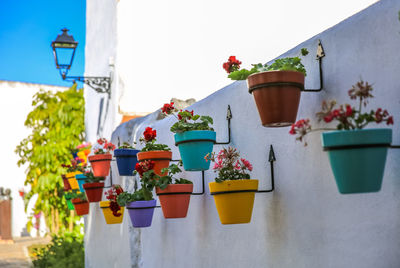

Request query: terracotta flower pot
[
  {"left": 100, "top": 201, "right": 125, "bottom": 224},
  {"left": 71, "top": 198, "right": 89, "bottom": 216},
  {"left": 62, "top": 174, "right": 71, "bottom": 191},
  {"left": 209, "top": 179, "right": 258, "bottom": 224},
  {"left": 247, "top": 70, "right": 304, "bottom": 127},
  {"left": 156, "top": 184, "right": 193, "bottom": 218},
  {"left": 83, "top": 182, "right": 104, "bottom": 202},
  {"left": 88, "top": 154, "right": 112, "bottom": 177},
  {"left": 137, "top": 151, "right": 172, "bottom": 176}
]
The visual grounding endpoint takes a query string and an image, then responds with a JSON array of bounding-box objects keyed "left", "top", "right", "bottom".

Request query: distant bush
[{"left": 31, "top": 233, "right": 84, "bottom": 268}]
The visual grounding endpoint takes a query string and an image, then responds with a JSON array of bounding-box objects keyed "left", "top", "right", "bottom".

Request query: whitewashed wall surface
[{"left": 84, "top": 0, "right": 400, "bottom": 267}]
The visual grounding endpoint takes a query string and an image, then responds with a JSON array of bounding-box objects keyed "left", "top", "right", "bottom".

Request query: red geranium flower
[
  {"left": 222, "top": 56, "right": 242, "bottom": 74},
  {"left": 143, "top": 127, "right": 157, "bottom": 141},
  {"left": 161, "top": 102, "right": 175, "bottom": 114},
  {"left": 135, "top": 160, "right": 155, "bottom": 177}
]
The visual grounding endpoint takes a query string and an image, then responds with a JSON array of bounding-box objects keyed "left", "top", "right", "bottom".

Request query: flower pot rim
[
  {"left": 174, "top": 130, "right": 216, "bottom": 145},
  {"left": 247, "top": 69, "right": 304, "bottom": 79},
  {"left": 71, "top": 198, "right": 88, "bottom": 204},
  {"left": 156, "top": 184, "right": 194, "bottom": 194},
  {"left": 88, "top": 153, "right": 112, "bottom": 160},
  {"left": 75, "top": 174, "right": 87, "bottom": 180},
  {"left": 209, "top": 179, "right": 259, "bottom": 194},
  {"left": 321, "top": 128, "right": 392, "bottom": 149},
  {"left": 114, "top": 148, "right": 140, "bottom": 157},
  {"left": 137, "top": 150, "right": 172, "bottom": 160},
  {"left": 82, "top": 182, "right": 105, "bottom": 189},
  {"left": 126, "top": 199, "right": 156, "bottom": 209}
]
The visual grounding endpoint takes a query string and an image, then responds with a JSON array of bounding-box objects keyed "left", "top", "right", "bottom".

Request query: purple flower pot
[{"left": 127, "top": 200, "right": 156, "bottom": 228}]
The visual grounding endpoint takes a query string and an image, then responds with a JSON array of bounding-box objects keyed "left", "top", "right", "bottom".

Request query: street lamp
[{"left": 51, "top": 28, "right": 111, "bottom": 95}]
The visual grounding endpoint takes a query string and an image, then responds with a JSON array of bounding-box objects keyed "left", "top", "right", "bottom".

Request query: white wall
[
  {"left": 0, "top": 81, "right": 68, "bottom": 237},
  {"left": 84, "top": 0, "right": 400, "bottom": 267}
]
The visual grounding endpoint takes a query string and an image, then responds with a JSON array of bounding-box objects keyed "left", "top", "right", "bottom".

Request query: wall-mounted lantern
[{"left": 51, "top": 28, "right": 111, "bottom": 95}]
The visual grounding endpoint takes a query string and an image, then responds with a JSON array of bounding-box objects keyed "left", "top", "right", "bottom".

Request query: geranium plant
[
  {"left": 139, "top": 127, "right": 170, "bottom": 151},
  {"left": 289, "top": 80, "right": 394, "bottom": 145},
  {"left": 223, "top": 49, "right": 309, "bottom": 80},
  {"left": 161, "top": 102, "right": 214, "bottom": 133},
  {"left": 118, "top": 141, "right": 136, "bottom": 149},
  {"left": 157, "top": 162, "right": 192, "bottom": 189},
  {"left": 61, "top": 157, "right": 87, "bottom": 173},
  {"left": 117, "top": 160, "right": 156, "bottom": 206},
  {"left": 83, "top": 170, "right": 105, "bottom": 183},
  {"left": 69, "top": 190, "right": 87, "bottom": 201},
  {"left": 205, "top": 147, "right": 253, "bottom": 182},
  {"left": 104, "top": 185, "right": 124, "bottom": 217},
  {"left": 92, "top": 138, "right": 116, "bottom": 154}
]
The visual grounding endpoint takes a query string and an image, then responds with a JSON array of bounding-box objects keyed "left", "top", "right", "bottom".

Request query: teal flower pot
[
  {"left": 75, "top": 174, "right": 87, "bottom": 193},
  {"left": 174, "top": 130, "right": 216, "bottom": 171},
  {"left": 321, "top": 128, "right": 392, "bottom": 194}
]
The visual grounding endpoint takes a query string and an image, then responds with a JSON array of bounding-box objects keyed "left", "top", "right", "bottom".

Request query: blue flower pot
[
  {"left": 75, "top": 174, "right": 87, "bottom": 193},
  {"left": 321, "top": 128, "right": 392, "bottom": 194},
  {"left": 174, "top": 130, "right": 216, "bottom": 171},
  {"left": 114, "top": 149, "right": 140, "bottom": 176}
]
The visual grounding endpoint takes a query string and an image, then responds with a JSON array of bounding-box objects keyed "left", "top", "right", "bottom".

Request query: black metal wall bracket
[
  {"left": 302, "top": 39, "right": 325, "bottom": 92},
  {"left": 62, "top": 73, "right": 111, "bottom": 96},
  {"left": 256, "top": 145, "right": 276, "bottom": 193},
  {"left": 390, "top": 145, "right": 400, "bottom": 149},
  {"left": 214, "top": 105, "right": 232, "bottom": 145},
  {"left": 191, "top": 171, "right": 205, "bottom": 195}
]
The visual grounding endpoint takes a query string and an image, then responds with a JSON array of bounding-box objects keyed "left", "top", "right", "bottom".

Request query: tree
[{"left": 15, "top": 84, "right": 85, "bottom": 234}]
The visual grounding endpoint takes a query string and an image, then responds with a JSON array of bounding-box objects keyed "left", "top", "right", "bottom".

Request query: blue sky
[{"left": 0, "top": 0, "right": 86, "bottom": 87}]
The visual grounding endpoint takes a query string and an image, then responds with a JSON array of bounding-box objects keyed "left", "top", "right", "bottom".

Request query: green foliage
[
  {"left": 15, "top": 84, "right": 85, "bottom": 234},
  {"left": 117, "top": 188, "right": 153, "bottom": 206},
  {"left": 215, "top": 167, "right": 250, "bottom": 183},
  {"left": 140, "top": 139, "right": 171, "bottom": 152},
  {"left": 170, "top": 113, "right": 214, "bottom": 133},
  {"left": 118, "top": 142, "right": 136, "bottom": 149},
  {"left": 31, "top": 233, "right": 84, "bottom": 268},
  {"left": 227, "top": 66, "right": 259, "bottom": 80},
  {"left": 228, "top": 48, "right": 308, "bottom": 80},
  {"left": 83, "top": 171, "right": 105, "bottom": 183},
  {"left": 68, "top": 191, "right": 87, "bottom": 201},
  {"left": 158, "top": 163, "right": 192, "bottom": 189}
]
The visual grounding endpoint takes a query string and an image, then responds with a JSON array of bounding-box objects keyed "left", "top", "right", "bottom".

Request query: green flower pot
[{"left": 321, "top": 128, "right": 392, "bottom": 194}]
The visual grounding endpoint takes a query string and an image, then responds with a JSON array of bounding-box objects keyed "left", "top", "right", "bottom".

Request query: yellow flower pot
[
  {"left": 209, "top": 179, "right": 258, "bottom": 224},
  {"left": 100, "top": 201, "right": 125, "bottom": 224},
  {"left": 66, "top": 171, "right": 82, "bottom": 190}
]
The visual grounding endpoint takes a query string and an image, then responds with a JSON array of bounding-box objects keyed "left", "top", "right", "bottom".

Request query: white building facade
[{"left": 83, "top": 0, "right": 400, "bottom": 267}]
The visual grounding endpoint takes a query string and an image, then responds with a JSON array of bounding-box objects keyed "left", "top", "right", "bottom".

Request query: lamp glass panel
[{"left": 55, "top": 47, "right": 75, "bottom": 68}]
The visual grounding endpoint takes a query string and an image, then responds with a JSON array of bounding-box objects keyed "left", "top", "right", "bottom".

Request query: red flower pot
[
  {"left": 88, "top": 154, "right": 112, "bottom": 177},
  {"left": 156, "top": 184, "right": 193, "bottom": 218},
  {"left": 62, "top": 174, "right": 71, "bottom": 191},
  {"left": 83, "top": 182, "right": 105, "bottom": 202},
  {"left": 247, "top": 70, "right": 304, "bottom": 127},
  {"left": 71, "top": 198, "right": 89, "bottom": 216},
  {"left": 137, "top": 151, "right": 172, "bottom": 176}
]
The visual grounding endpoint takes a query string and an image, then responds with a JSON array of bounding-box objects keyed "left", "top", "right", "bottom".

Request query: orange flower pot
[
  {"left": 156, "top": 184, "right": 193, "bottom": 218},
  {"left": 88, "top": 154, "right": 112, "bottom": 177},
  {"left": 71, "top": 198, "right": 89, "bottom": 216},
  {"left": 137, "top": 151, "right": 172, "bottom": 176},
  {"left": 83, "top": 182, "right": 104, "bottom": 202}
]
